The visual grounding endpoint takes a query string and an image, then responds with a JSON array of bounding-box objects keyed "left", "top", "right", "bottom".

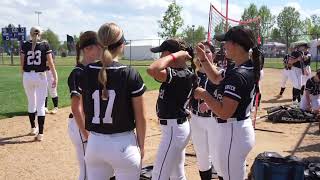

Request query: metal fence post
[{"left": 129, "top": 40, "right": 132, "bottom": 67}]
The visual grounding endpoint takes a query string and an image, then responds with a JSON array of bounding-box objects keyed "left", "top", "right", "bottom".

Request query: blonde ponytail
[
  {"left": 98, "top": 47, "right": 113, "bottom": 100},
  {"left": 30, "top": 26, "right": 42, "bottom": 52},
  {"left": 97, "top": 22, "right": 124, "bottom": 100}
]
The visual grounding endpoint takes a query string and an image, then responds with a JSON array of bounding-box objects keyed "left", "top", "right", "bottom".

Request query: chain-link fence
[
  {"left": 0, "top": 38, "right": 164, "bottom": 66},
  {"left": 262, "top": 33, "right": 320, "bottom": 69}
]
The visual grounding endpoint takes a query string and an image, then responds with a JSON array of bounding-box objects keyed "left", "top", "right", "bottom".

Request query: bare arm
[
  {"left": 196, "top": 43, "right": 223, "bottom": 83},
  {"left": 147, "top": 51, "right": 191, "bottom": 82},
  {"left": 194, "top": 87, "right": 239, "bottom": 119},
  {"left": 47, "top": 53, "right": 58, "bottom": 88},
  {"left": 132, "top": 95, "right": 147, "bottom": 159},
  {"left": 20, "top": 53, "right": 25, "bottom": 73},
  {"left": 71, "top": 96, "right": 89, "bottom": 140}
]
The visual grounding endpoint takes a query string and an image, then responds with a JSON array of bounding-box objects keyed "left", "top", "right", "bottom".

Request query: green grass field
[
  {"left": 1, "top": 55, "right": 319, "bottom": 119},
  {"left": 0, "top": 65, "right": 160, "bottom": 119}
]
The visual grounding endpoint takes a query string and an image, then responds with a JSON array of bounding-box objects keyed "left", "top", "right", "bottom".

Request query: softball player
[
  {"left": 277, "top": 54, "right": 292, "bottom": 97},
  {"left": 67, "top": 31, "right": 101, "bottom": 180},
  {"left": 300, "top": 44, "right": 312, "bottom": 94},
  {"left": 20, "top": 26, "right": 58, "bottom": 141},
  {"left": 189, "top": 41, "right": 218, "bottom": 180},
  {"left": 147, "top": 38, "right": 195, "bottom": 180},
  {"left": 300, "top": 69, "right": 320, "bottom": 112},
  {"left": 194, "top": 26, "right": 260, "bottom": 180},
  {"left": 45, "top": 61, "right": 59, "bottom": 114},
  {"left": 288, "top": 49, "right": 304, "bottom": 103},
  {"left": 83, "top": 22, "right": 147, "bottom": 180}
]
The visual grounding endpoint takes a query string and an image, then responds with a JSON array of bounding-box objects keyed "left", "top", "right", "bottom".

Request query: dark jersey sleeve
[
  {"left": 67, "top": 69, "right": 83, "bottom": 98},
  {"left": 222, "top": 73, "right": 243, "bottom": 102},
  {"left": 20, "top": 42, "right": 27, "bottom": 54},
  {"left": 165, "top": 67, "right": 191, "bottom": 84},
  {"left": 305, "top": 79, "right": 313, "bottom": 92},
  {"left": 128, "top": 67, "right": 146, "bottom": 97},
  {"left": 44, "top": 42, "right": 53, "bottom": 54}
]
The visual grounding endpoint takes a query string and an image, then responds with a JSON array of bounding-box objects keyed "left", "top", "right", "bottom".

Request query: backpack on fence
[{"left": 248, "top": 152, "right": 305, "bottom": 180}]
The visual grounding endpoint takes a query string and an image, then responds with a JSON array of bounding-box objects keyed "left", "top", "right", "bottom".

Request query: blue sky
[{"left": 0, "top": 0, "right": 319, "bottom": 42}]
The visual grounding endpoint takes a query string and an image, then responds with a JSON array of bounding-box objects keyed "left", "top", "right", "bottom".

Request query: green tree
[
  {"left": 158, "top": 2, "right": 184, "bottom": 38},
  {"left": 241, "top": 3, "right": 259, "bottom": 21},
  {"left": 181, "top": 25, "right": 206, "bottom": 46},
  {"left": 277, "top": 6, "right": 302, "bottom": 45},
  {"left": 309, "top": 15, "right": 320, "bottom": 39},
  {"left": 259, "top": 5, "right": 276, "bottom": 41},
  {"left": 0, "top": 33, "right": 3, "bottom": 47},
  {"left": 41, "top": 29, "right": 60, "bottom": 50},
  {"left": 270, "top": 28, "right": 284, "bottom": 43}
]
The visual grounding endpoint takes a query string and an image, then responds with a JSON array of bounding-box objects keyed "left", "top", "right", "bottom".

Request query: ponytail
[
  {"left": 251, "top": 46, "right": 261, "bottom": 83},
  {"left": 98, "top": 46, "right": 112, "bottom": 100},
  {"left": 31, "top": 34, "right": 39, "bottom": 52},
  {"left": 75, "top": 42, "right": 81, "bottom": 65}
]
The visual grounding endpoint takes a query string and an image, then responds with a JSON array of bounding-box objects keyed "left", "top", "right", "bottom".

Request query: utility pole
[{"left": 35, "top": 11, "right": 42, "bottom": 26}]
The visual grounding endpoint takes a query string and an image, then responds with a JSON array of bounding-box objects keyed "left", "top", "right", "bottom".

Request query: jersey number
[
  {"left": 27, "top": 50, "right": 42, "bottom": 65},
  {"left": 92, "top": 90, "right": 116, "bottom": 124}
]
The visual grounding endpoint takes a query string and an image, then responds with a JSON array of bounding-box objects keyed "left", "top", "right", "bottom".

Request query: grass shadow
[
  {"left": 0, "top": 134, "right": 36, "bottom": 145},
  {"left": 0, "top": 111, "right": 27, "bottom": 119}
]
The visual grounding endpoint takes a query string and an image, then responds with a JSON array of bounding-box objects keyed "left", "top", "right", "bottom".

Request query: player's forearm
[
  {"left": 71, "top": 99, "right": 86, "bottom": 134},
  {"left": 132, "top": 95, "right": 146, "bottom": 150},
  {"left": 200, "top": 60, "right": 221, "bottom": 83},
  {"left": 200, "top": 90, "right": 229, "bottom": 119},
  {"left": 147, "top": 55, "right": 172, "bottom": 76}
]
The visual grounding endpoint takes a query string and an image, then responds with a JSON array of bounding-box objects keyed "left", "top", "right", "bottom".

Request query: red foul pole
[
  {"left": 207, "top": 3, "right": 212, "bottom": 41},
  {"left": 225, "top": 0, "right": 229, "bottom": 32}
]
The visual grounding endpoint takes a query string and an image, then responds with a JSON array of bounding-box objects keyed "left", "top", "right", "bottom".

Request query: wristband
[{"left": 170, "top": 54, "right": 176, "bottom": 61}]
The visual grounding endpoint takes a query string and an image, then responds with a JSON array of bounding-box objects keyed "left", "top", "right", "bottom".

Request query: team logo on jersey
[
  {"left": 159, "top": 89, "right": 165, "bottom": 99},
  {"left": 225, "top": 85, "right": 236, "bottom": 91}
]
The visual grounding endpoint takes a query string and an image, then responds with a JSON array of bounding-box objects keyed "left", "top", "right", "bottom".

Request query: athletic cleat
[
  {"left": 45, "top": 108, "right": 49, "bottom": 114},
  {"left": 51, "top": 107, "right": 58, "bottom": 114},
  {"left": 30, "top": 127, "right": 38, "bottom": 135},
  {"left": 35, "top": 134, "right": 44, "bottom": 141},
  {"left": 275, "top": 94, "right": 282, "bottom": 98}
]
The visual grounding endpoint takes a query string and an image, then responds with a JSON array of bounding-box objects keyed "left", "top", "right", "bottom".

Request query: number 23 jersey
[
  {"left": 20, "top": 40, "right": 52, "bottom": 72},
  {"left": 82, "top": 61, "right": 146, "bottom": 134}
]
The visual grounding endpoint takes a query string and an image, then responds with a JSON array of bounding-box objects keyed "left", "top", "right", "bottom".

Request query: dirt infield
[{"left": 0, "top": 68, "right": 319, "bottom": 180}]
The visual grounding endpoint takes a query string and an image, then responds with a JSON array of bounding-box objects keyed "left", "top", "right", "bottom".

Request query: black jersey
[
  {"left": 303, "top": 51, "right": 311, "bottom": 66},
  {"left": 67, "top": 64, "right": 85, "bottom": 98},
  {"left": 291, "top": 50, "right": 304, "bottom": 68},
  {"left": 305, "top": 77, "right": 320, "bottom": 95},
  {"left": 190, "top": 71, "right": 216, "bottom": 117},
  {"left": 283, "top": 54, "right": 291, "bottom": 70},
  {"left": 156, "top": 67, "right": 194, "bottom": 119},
  {"left": 213, "top": 60, "right": 256, "bottom": 120},
  {"left": 21, "top": 40, "right": 52, "bottom": 72},
  {"left": 82, "top": 61, "right": 146, "bottom": 134}
]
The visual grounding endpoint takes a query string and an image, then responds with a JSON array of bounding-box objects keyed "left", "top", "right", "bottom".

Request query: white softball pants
[
  {"left": 280, "top": 69, "right": 291, "bottom": 88},
  {"left": 300, "top": 94, "right": 320, "bottom": 111},
  {"left": 289, "top": 67, "right": 303, "bottom": 89},
  {"left": 216, "top": 118, "right": 255, "bottom": 180},
  {"left": 152, "top": 119, "right": 191, "bottom": 180},
  {"left": 84, "top": 131, "right": 141, "bottom": 180},
  {"left": 46, "top": 70, "right": 58, "bottom": 98},
  {"left": 23, "top": 71, "right": 47, "bottom": 116},
  {"left": 190, "top": 114, "right": 218, "bottom": 172},
  {"left": 302, "top": 65, "right": 312, "bottom": 86},
  {"left": 68, "top": 118, "right": 87, "bottom": 180}
]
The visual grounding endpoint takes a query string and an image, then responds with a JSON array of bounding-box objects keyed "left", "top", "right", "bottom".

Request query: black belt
[
  {"left": 159, "top": 117, "right": 187, "bottom": 125},
  {"left": 191, "top": 109, "right": 211, "bottom": 117},
  {"left": 217, "top": 116, "right": 249, "bottom": 123},
  {"left": 69, "top": 113, "right": 73, "bottom": 118},
  {"left": 24, "top": 70, "right": 45, "bottom": 72}
]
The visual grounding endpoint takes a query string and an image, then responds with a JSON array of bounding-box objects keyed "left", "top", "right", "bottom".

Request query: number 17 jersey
[{"left": 82, "top": 61, "right": 146, "bottom": 134}]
